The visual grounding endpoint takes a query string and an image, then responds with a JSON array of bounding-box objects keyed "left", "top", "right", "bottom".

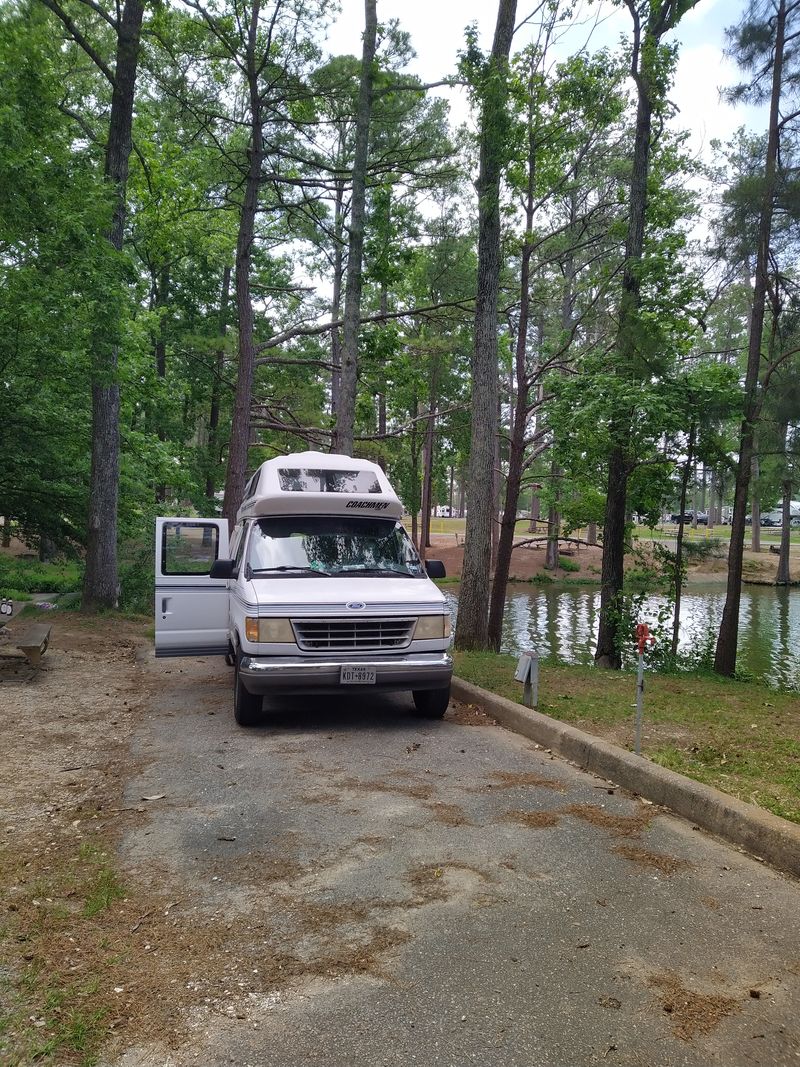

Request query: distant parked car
[
  {"left": 760, "top": 512, "right": 782, "bottom": 527},
  {"left": 669, "top": 510, "right": 707, "bottom": 525}
]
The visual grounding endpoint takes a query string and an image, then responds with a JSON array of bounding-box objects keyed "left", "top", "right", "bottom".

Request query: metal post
[
  {"left": 516, "top": 650, "right": 539, "bottom": 708},
  {"left": 634, "top": 651, "right": 645, "bottom": 755}
]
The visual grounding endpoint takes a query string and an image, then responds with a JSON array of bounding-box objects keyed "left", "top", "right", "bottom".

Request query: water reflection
[{"left": 444, "top": 583, "right": 800, "bottom": 689}]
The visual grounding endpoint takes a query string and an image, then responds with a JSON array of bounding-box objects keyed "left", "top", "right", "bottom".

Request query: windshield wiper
[
  {"left": 251, "top": 565, "right": 332, "bottom": 576},
  {"left": 333, "top": 566, "right": 418, "bottom": 577}
]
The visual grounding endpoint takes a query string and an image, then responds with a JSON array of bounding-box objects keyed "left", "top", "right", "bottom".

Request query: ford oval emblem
[{"left": 346, "top": 601, "right": 366, "bottom": 610}]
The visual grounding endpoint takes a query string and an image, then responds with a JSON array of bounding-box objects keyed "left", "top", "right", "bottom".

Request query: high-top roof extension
[{"left": 236, "top": 451, "right": 403, "bottom": 522}]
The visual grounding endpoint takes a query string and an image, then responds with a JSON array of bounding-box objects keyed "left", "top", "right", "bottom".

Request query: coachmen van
[{"left": 155, "top": 452, "right": 453, "bottom": 726}]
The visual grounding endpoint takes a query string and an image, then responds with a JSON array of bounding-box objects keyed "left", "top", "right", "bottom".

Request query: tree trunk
[
  {"left": 456, "top": 0, "right": 517, "bottom": 651},
  {"left": 330, "top": 179, "right": 345, "bottom": 417},
  {"left": 207, "top": 264, "right": 231, "bottom": 504},
  {"left": 671, "top": 425, "right": 695, "bottom": 657},
  {"left": 595, "top": 446, "right": 628, "bottom": 668},
  {"left": 529, "top": 495, "right": 540, "bottom": 532},
  {"left": 222, "top": 4, "right": 263, "bottom": 530},
  {"left": 545, "top": 489, "right": 560, "bottom": 571},
  {"left": 714, "top": 0, "right": 785, "bottom": 676},
  {"left": 488, "top": 371, "right": 529, "bottom": 649},
  {"left": 82, "top": 0, "right": 145, "bottom": 611},
  {"left": 375, "top": 281, "right": 388, "bottom": 468},
  {"left": 491, "top": 388, "right": 502, "bottom": 567},
  {"left": 332, "top": 0, "right": 377, "bottom": 455},
  {"left": 410, "top": 426, "right": 420, "bottom": 550},
  {"left": 154, "top": 263, "right": 169, "bottom": 382},
  {"left": 776, "top": 418, "right": 792, "bottom": 584},
  {"left": 154, "top": 263, "right": 170, "bottom": 504},
  {"left": 420, "top": 402, "right": 436, "bottom": 557},
  {"left": 776, "top": 480, "right": 792, "bottom": 585},
  {"left": 595, "top": 6, "right": 656, "bottom": 666},
  {"left": 750, "top": 455, "right": 761, "bottom": 552}
]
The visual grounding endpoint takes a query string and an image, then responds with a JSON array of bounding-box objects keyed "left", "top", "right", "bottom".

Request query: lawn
[{"left": 454, "top": 650, "right": 800, "bottom": 825}]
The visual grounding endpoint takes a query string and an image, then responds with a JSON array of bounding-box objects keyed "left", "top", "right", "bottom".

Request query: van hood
[{"left": 242, "top": 574, "right": 447, "bottom": 615}]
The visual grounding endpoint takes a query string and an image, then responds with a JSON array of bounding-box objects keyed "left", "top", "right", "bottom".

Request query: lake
[{"left": 444, "top": 583, "right": 800, "bottom": 690}]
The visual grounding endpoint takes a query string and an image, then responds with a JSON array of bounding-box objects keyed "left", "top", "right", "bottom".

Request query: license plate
[{"left": 340, "top": 665, "right": 376, "bottom": 685}]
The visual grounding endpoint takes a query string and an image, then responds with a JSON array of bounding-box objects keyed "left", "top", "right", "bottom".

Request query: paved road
[{"left": 117, "top": 655, "right": 800, "bottom": 1067}]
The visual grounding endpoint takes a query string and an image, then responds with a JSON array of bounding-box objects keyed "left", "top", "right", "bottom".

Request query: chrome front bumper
[{"left": 238, "top": 651, "right": 453, "bottom": 695}]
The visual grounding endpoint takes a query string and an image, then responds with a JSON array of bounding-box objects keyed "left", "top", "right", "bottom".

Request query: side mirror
[
  {"left": 210, "top": 558, "right": 237, "bottom": 580},
  {"left": 425, "top": 559, "right": 446, "bottom": 579}
]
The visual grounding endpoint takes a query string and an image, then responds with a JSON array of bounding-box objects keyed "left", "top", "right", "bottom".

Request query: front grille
[{"left": 292, "top": 617, "right": 416, "bottom": 651}]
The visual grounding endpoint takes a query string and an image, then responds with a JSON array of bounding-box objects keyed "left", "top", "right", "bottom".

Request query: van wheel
[
  {"left": 234, "top": 652, "right": 263, "bottom": 726},
  {"left": 412, "top": 686, "right": 450, "bottom": 719}
]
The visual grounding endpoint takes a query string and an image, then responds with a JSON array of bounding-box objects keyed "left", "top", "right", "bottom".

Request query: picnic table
[{"left": 0, "top": 622, "right": 52, "bottom": 667}]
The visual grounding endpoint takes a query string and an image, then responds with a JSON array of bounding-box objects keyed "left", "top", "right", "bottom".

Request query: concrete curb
[{"left": 451, "top": 675, "right": 800, "bottom": 879}]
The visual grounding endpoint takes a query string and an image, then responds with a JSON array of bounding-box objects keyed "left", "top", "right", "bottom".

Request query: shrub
[
  {"left": 0, "top": 557, "right": 82, "bottom": 596},
  {"left": 683, "top": 538, "right": 724, "bottom": 561},
  {"left": 118, "top": 546, "right": 154, "bottom": 615}
]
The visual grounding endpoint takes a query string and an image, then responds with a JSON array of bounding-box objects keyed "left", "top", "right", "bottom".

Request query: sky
[{"left": 322, "top": 0, "right": 767, "bottom": 166}]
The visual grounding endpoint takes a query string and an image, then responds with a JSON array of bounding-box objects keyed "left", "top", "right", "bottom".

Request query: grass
[
  {"left": 633, "top": 525, "right": 800, "bottom": 546},
  {"left": 0, "top": 842, "right": 126, "bottom": 1066},
  {"left": 557, "top": 555, "right": 581, "bottom": 572},
  {"left": 0, "top": 556, "right": 83, "bottom": 597},
  {"left": 454, "top": 650, "right": 800, "bottom": 824},
  {"left": 0, "top": 588, "right": 33, "bottom": 601}
]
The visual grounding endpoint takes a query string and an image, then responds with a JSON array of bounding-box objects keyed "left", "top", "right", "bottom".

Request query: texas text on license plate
[{"left": 340, "top": 665, "right": 377, "bottom": 685}]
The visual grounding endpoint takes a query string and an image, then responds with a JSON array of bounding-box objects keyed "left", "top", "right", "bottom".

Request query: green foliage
[
  {"left": 0, "top": 4, "right": 110, "bottom": 550},
  {"left": 0, "top": 557, "right": 83, "bottom": 596},
  {"left": 557, "top": 555, "right": 580, "bottom": 572},
  {"left": 118, "top": 544, "right": 155, "bottom": 615}
]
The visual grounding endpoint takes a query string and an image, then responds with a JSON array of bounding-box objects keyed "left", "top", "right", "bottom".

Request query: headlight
[
  {"left": 245, "top": 617, "right": 295, "bottom": 643},
  {"left": 414, "top": 614, "right": 451, "bottom": 640}
]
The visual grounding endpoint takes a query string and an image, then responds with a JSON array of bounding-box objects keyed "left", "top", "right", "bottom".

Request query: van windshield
[{"left": 247, "top": 517, "right": 425, "bottom": 578}]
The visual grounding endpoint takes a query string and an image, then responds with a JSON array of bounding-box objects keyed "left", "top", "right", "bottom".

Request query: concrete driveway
[{"left": 117, "top": 653, "right": 800, "bottom": 1067}]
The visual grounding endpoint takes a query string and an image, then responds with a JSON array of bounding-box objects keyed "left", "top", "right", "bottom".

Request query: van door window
[{"left": 161, "top": 521, "right": 220, "bottom": 576}]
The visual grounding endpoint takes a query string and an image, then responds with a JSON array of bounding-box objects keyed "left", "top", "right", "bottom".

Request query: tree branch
[
  {"left": 252, "top": 299, "right": 474, "bottom": 358},
  {"left": 39, "top": 0, "right": 116, "bottom": 86}
]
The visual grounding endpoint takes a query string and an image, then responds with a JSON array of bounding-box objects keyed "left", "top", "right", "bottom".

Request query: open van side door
[{"left": 155, "top": 517, "right": 230, "bottom": 658}]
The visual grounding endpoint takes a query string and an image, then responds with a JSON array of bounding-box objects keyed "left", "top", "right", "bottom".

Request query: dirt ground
[
  {"left": 428, "top": 534, "right": 603, "bottom": 582},
  {"left": 425, "top": 533, "right": 797, "bottom": 584}
]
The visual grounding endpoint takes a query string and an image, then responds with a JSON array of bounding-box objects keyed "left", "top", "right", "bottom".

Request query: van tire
[
  {"left": 234, "top": 652, "right": 263, "bottom": 726},
  {"left": 412, "top": 686, "right": 450, "bottom": 719}
]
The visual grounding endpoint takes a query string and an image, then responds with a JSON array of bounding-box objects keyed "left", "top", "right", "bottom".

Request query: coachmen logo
[
  {"left": 345, "top": 500, "right": 390, "bottom": 510},
  {"left": 346, "top": 602, "right": 366, "bottom": 610}
]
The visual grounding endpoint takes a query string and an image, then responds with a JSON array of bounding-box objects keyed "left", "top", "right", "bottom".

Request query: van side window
[
  {"left": 232, "top": 524, "right": 247, "bottom": 570},
  {"left": 161, "top": 522, "right": 220, "bottom": 575},
  {"left": 243, "top": 471, "right": 260, "bottom": 501}
]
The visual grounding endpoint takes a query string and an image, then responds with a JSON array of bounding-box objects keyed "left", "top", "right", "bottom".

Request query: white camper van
[{"left": 154, "top": 452, "right": 453, "bottom": 725}]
